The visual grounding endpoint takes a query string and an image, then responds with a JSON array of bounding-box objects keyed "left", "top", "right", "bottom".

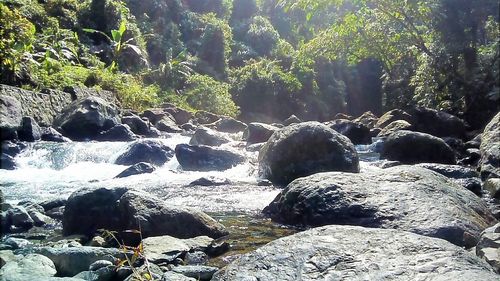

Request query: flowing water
[{"left": 0, "top": 134, "right": 380, "bottom": 265}]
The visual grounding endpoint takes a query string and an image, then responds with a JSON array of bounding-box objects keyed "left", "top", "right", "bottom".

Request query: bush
[{"left": 185, "top": 74, "right": 239, "bottom": 117}]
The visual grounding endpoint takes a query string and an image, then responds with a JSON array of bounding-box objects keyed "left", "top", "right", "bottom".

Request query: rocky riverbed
[{"left": 1, "top": 86, "right": 499, "bottom": 280}]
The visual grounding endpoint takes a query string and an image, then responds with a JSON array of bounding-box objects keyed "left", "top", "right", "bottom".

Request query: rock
[
  {"left": 195, "top": 111, "right": 221, "bottom": 125},
  {"left": 479, "top": 112, "right": 500, "bottom": 180},
  {"left": 45, "top": 206, "right": 65, "bottom": 220},
  {"left": 1, "top": 141, "right": 25, "bottom": 157},
  {"left": 88, "top": 236, "right": 107, "bottom": 247},
  {"left": 352, "top": 111, "right": 378, "bottom": 129},
  {"left": 476, "top": 223, "right": 500, "bottom": 273},
  {"left": 4, "top": 238, "right": 31, "bottom": 250},
  {"left": 74, "top": 265, "right": 116, "bottom": 281},
  {"left": 15, "top": 246, "right": 123, "bottom": 277},
  {"left": 381, "top": 130, "right": 456, "bottom": 164},
  {"left": 29, "top": 210, "right": 52, "bottom": 227},
  {"left": 140, "top": 109, "right": 168, "bottom": 125},
  {"left": 175, "top": 144, "right": 245, "bottom": 171},
  {"left": 121, "top": 114, "right": 151, "bottom": 136},
  {"left": 181, "top": 123, "right": 197, "bottom": 132},
  {"left": 185, "top": 251, "right": 208, "bottom": 265},
  {"left": 156, "top": 116, "right": 183, "bottom": 133},
  {"left": 63, "top": 187, "right": 130, "bottom": 237},
  {"left": 415, "top": 163, "right": 479, "bottom": 178},
  {"left": 53, "top": 97, "right": 119, "bottom": 140},
  {"left": 97, "top": 124, "right": 136, "bottom": 141},
  {"left": 172, "top": 265, "right": 218, "bottom": 281},
  {"left": 334, "top": 113, "right": 354, "bottom": 120},
  {"left": 212, "top": 117, "right": 247, "bottom": 133},
  {"left": 1, "top": 153, "right": 17, "bottom": 170},
  {"left": 115, "top": 162, "right": 156, "bottom": 178},
  {"left": 0, "top": 189, "right": 4, "bottom": 205},
  {"left": 412, "top": 107, "right": 467, "bottom": 138},
  {"left": 17, "top": 116, "right": 41, "bottom": 142},
  {"left": 245, "top": 142, "right": 265, "bottom": 152},
  {"left": 7, "top": 206, "right": 34, "bottom": 230},
  {"left": 115, "top": 139, "right": 174, "bottom": 166},
  {"left": 243, "top": 123, "right": 278, "bottom": 144},
  {"left": 376, "top": 109, "right": 414, "bottom": 129},
  {"left": 189, "top": 176, "right": 230, "bottom": 186},
  {"left": 89, "top": 260, "right": 114, "bottom": 271},
  {"left": 484, "top": 178, "right": 500, "bottom": 199},
  {"left": 0, "top": 253, "right": 58, "bottom": 281},
  {"left": 377, "top": 120, "right": 413, "bottom": 138},
  {"left": 63, "top": 188, "right": 228, "bottom": 240},
  {"left": 258, "top": 122, "right": 359, "bottom": 186},
  {"left": 189, "top": 127, "right": 230, "bottom": 147},
  {"left": 163, "top": 104, "right": 193, "bottom": 125},
  {"left": 0, "top": 95, "right": 23, "bottom": 141},
  {"left": 142, "top": 235, "right": 215, "bottom": 263},
  {"left": 41, "top": 127, "right": 71, "bottom": 142},
  {"left": 162, "top": 271, "right": 197, "bottom": 281},
  {"left": 40, "top": 198, "right": 67, "bottom": 212},
  {"left": 263, "top": 165, "right": 496, "bottom": 247},
  {"left": 328, "top": 119, "right": 371, "bottom": 144},
  {"left": 212, "top": 225, "right": 499, "bottom": 281},
  {"left": 118, "top": 191, "right": 228, "bottom": 240},
  {"left": 283, "top": 115, "right": 301, "bottom": 126}
]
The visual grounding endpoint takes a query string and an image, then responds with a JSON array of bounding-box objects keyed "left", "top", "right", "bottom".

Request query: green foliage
[
  {"left": 230, "top": 59, "right": 301, "bottom": 119},
  {"left": 184, "top": 74, "right": 239, "bottom": 117},
  {"left": 245, "top": 16, "right": 280, "bottom": 56},
  {"left": 0, "top": 3, "right": 36, "bottom": 84}
]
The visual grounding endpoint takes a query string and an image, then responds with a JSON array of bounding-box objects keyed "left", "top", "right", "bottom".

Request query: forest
[{"left": 1, "top": 0, "right": 499, "bottom": 128}]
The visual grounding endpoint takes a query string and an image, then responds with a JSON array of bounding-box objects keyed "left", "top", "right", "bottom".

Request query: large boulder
[
  {"left": 53, "top": 97, "right": 119, "bottom": 140},
  {"left": 381, "top": 130, "right": 457, "bottom": 164},
  {"left": 119, "top": 191, "right": 228, "bottom": 240},
  {"left": 163, "top": 104, "right": 193, "bottom": 125},
  {"left": 258, "top": 122, "right": 359, "bottom": 186},
  {"left": 0, "top": 95, "right": 22, "bottom": 141},
  {"left": 212, "top": 117, "right": 247, "bottom": 133},
  {"left": 17, "top": 117, "right": 41, "bottom": 142},
  {"left": 243, "top": 123, "right": 278, "bottom": 144},
  {"left": 175, "top": 144, "right": 245, "bottom": 171},
  {"left": 0, "top": 253, "right": 58, "bottom": 281},
  {"left": 328, "top": 119, "right": 371, "bottom": 144},
  {"left": 40, "top": 127, "right": 71, "bottom": 142},
  {"left": 97, "top": 124, "right": 136, "bottom": 141},
  {"left": 1, "top": 153, "right": 17, "bottom": 170},
  {"left": 189, "top": 127, "right": 230, "bottom": 147},
  {"left": 63, "top": 187, "right": 228, "bottom": 240},
  {"left": 263, "top": 165, "right": 496, "bottom": 247},
  {"left": 115, "top": 139, "right": 174, "bottom": 166},
  {"left": 375, "top": 109, "right": 414, "bottom": 129},
  {"left": 121, "top": 114, "right": 151, "bottom": 136},
  {"left": 415, "top": 163, "right": 482, "bottom": 194},
  {"left": 479, "top": 112, "right": 500, "bottom": 180},
  {"left": 476, "top": 223, "right": 500, "bottom": 273},
  {"left": 212, "top": 225, "right": 499, "bottom": 281},
  {"left": 412, "top": 107, "right": 467, "bottom": 138},
  {"left": 15, "top": 246, "right": 123, "bottom": 277}
]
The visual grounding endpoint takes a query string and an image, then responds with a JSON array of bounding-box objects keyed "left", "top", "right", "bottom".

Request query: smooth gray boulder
[
  {"left": 1, "top": 153, "right": 17, "bottom": 170},
  {"left": 412, "top": 107, "right": 467, "bottom": 138},
  {"left": 15, "top": 246, "right": 123, "bottom": 277},
  {"left": 381, "top": 130, "right": 457, "bottom": 164},
  {"left": 97, "top": 124, "right": 136, "bottom": 141},
  {"left": 121, "top": 114, "right": 151, "bottom": 136},
  {"left": 53, "top": 96, "right": 119, "bottom": 140},
  {"left": 479, "top": 112, "right": 500, "bottom": 180},
  {"left": 115, "top": 139, "right": 174, "bottom": 166},
  {"left": 264, "top": 165, "right": 496, "bottom": 247},
  {"left": 476, "top": 223, "right": 500, "bottom": 273},
  {"left": 415, "top": 163, "right": 482, "bottom": 193},
  {"left": 212, "top": 225, "right": 498, "bottom": 280},
  {"left": 41, "top": 127, "right": 71, "bottom": 142},
  {"left": 375, "top": 109, "right": 414, "bottom": 129},
  {"left": 142, "top": 235, "right": 214, "bottom": 263},
  {"left": 243, "top": 122, "right": 278, "bottom": 144},
  {"left": 212, "top": 117, "right": 247, "bottom": 133},
  {"left": 175, "top": 144, "right": 245, "bottom": 171},
  {"left": 172, "top": 265, "right": 218, "bottom": 281},
  {"left": 328, "top": 119, "right": 371, "bottom": 145},
  {"left": 259, "top": 122, "right": 359, "bottom": 185},
  {"left": 63, "top": 187, "right": 228, "bottom": 240},
  {"left": 0, "top": 253, "right": 58, "bottom": 281},
  {"left": 189, "top": 127, "right": 230, "bottom": 147}
]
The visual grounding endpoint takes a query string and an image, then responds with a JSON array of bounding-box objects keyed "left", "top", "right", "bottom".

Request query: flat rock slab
[
  {"left": 212, "top": 225, "right": 498, "bottom": 280},
  {"left": 264, "top": 165, "right": 496, "bottom": 247}
]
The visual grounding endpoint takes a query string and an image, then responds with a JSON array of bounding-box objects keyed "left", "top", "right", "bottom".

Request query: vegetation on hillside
[{"left": 0, "top": 0, "right": 498, "bottom": 127}]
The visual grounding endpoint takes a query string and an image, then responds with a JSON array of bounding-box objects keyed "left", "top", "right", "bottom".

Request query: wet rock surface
[
  {"left": 115, "top": 139, "right": 174, "bottom": 166},
  {"left": 264, "top": 165, "right": 496, "bottom": 247}
]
